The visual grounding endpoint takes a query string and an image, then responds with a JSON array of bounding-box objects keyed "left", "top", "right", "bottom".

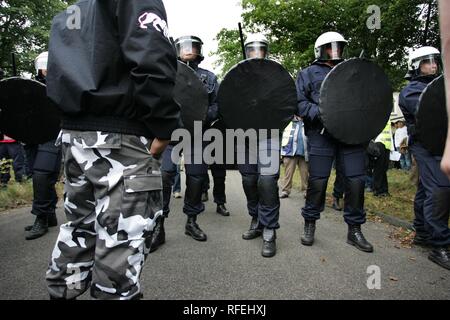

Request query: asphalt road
[{"left": 0, "top": 171, "right": 448, "bottom": 300}]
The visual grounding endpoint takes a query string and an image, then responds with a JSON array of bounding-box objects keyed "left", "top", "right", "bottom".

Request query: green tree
[
  {"left": 214, "top": 0, "right": 440, "bottom": 90},
  {"left": 0, "top": 0, "right": 74, "bottom": 76}
]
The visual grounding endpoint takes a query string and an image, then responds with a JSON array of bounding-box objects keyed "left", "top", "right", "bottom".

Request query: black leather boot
[
  {"left": 25, "top": 212, "right": 57, "bottom": 231},
  {"left": 242, "top": 217, "right": 263, "bottom": 240},
  {"left": 261, "top": 228, "right": 276, "bottom": 258},
  {"left": 216, "top": 204, "right": 230, "bottom": 216},
  {"left": 25, "top": 215, "right": 49, "bottom": 240},
  {"left": 301, "top": 220, "right": 316, "bottom": 246},
  {"left": 428, "top": 247, "right": 450, "bottom": 270},
  {"left": 150, "top": 217, "right": 166, "bottom": 253},
  {"left": 332, "top": 197, "right": 343, "bottom": 211},
  {"left": 347, "top": 225, "right": 374, "bottom": 253},
  {"left": 185, "top": 216, "right": 207, "bottom": 242}
]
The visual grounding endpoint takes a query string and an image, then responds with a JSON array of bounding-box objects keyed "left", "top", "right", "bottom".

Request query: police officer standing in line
[
  {"left": 23, "top": 52, "right": 62, "bottom": 240},
  {"left": 174, "top": 35, "right": 229, "bottom": 242},
  {"left": 296, "top": 32, "right": 373, "bottom": 253},
  {"left": 399, "top": 46, "right": 450, "bottom": 270},
  {"left": 238, "top": 34, "right": 280, "bottom": 258},
  {"left": 45, "top": 0, "right": 179, "bottom": 299},
  {"left": 152, "top": 141, "right": 178, "bottom": 252}
]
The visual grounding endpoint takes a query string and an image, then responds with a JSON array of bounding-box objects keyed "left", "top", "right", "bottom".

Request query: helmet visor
[
  {"left": 317, "top": 41, "right": 346, "bottom": 61},
  {"left": 176, "top": 39, "right": 203, "bottom": 62},
  {"left": 416, "top": 54, "right": 442, "bottom": 76},
  {"left": 245, "top": 42, "right": 268, "bottom": 59}
]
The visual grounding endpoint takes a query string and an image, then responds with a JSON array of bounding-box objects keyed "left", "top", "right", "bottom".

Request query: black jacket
[{"left": 47, "top": 0, "right": 180, "bottom": 140}]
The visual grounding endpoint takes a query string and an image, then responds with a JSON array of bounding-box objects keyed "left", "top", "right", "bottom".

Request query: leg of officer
[
  {"left": 201, "top": 171, "right": 210, "bottom": 202},
  {"left": 184, "top": 157, "right": 208, "bottom": 241},
  {"left": 239, "top": 161, "right": 262, "bottom": 240},
  {"left": 211, "top": 163, "right": 230, "bottom": 216},
  {"left": 149, "top": 145, "right": 175, "bottom": 253},
  {"left": 412, "top": 179, "right": 430, "bottom": 245},
  {"left": 25, "top": 140, "right": 61, "bottom": 240},
  {"left": 411, "top": 144, "right": 450, "bottom": 270},
  {"left": 339, "top": 144, "right": 373, "bottom": 253},
  {"left": 301, "top": 131, "right": 335, "bottom": 246}
]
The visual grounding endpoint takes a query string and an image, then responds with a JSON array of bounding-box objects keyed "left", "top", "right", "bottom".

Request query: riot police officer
[
  {"left": 297, "top": 32, "right": 373, "bottom": 253},
  {"left": 238, "top": 34, "right": 280, "bottom": 258},
  {"left": 24, "top": 51, "right": 62, "bottom": 240},
  {"left": 399, "top": 46, "right": 450, "bottom": 270},
  {"left": 174, "top": 35, "right": 229, "bottom": 242}
]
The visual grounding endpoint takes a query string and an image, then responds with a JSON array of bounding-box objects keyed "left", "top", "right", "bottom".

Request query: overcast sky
[{"left": 162, "top": 0, "right": 243, "bottom": 72}]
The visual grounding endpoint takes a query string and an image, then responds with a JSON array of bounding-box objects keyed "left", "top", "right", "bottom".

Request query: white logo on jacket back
[{"left": 138, "top": 12, "right": 169, "bottom": 39}]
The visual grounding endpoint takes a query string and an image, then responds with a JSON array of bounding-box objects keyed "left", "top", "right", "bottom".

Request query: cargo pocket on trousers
[
  {"left": 122, "top": 174, "right": 163, "bottom": 218},
  {"left": 119, "top": 174, "right": 163, "bottom": 241}
]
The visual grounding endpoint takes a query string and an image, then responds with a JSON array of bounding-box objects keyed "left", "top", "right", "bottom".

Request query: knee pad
[
  {"left": 306, "top": 178, "right": 328, "bottom": 208},
  {"left": 346, "top": 177, "right": 365, "bottom": 210},
  {"left": 32, "top": 173, "right": 58, "bottom": 203},
  {"left": 185, "top": 174, "right": 206, "bottom": 204},
  {"left": 432, "top": 188, "right": 450, "bottom": 224},
  {"left": 258, "top": 175, "right": 279, "bottom": 206},
  {"left": 33, "top": 143, "right": 62, "bottom": 174}
]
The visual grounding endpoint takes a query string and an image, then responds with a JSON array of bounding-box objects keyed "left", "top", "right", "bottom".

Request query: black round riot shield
[
  {"left": 173, "top": 61, "right": 208, "bottom": 133},
  {"left": 218, "top": 59, "right": 297, "bottom": 131},
  {"left": 0, "top": 77, "right": 61, "bottom": 144},
  {"left": 319, "top": 58, "right": 393, "bottom": 145},
  {"left": 416, "top": 75, "right": 447, "bottom": 156}
]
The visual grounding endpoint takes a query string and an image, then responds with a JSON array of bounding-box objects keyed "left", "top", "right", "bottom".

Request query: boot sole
[
  {"left": 216, "top": 211, "right": 230, "bottom": 217},
  {"left": 428, "top": 255, "right": 450, "bottom": 271},
  {"left": 301, "top": 239, "right": 314, "bottom": 246},
  {"left": 347, "top": 239, "right": 374, "bottom": 253},
  {"left": 185, "top": 231, "right": 207, "bottom": 242},
  {"left": 262, "top": 251, "right": 276, "bottom": 258}
]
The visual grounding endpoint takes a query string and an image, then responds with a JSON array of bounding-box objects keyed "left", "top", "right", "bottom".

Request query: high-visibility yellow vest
[{"left": 375, "top": 122, "right": 393, "bottom": 151}]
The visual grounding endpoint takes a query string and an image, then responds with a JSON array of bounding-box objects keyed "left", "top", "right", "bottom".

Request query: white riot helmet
[
  {"left": 244, "top": 34, "right": 269, "bottom": 59},
  {"left": 407, "top": 46, "right": 441, "bottom": 78},
  {"left": 34, "top": 51, "right": 48, "bottom": 73},
  {"left": 174, "top": 35, "right": 204, "bottom": 62},
  {"left": 314, "top": 32, "right": 348, "bottom": 62}
]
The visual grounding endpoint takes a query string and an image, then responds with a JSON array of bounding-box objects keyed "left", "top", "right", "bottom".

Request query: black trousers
[{"left": 372, "top": 142, "right": 390, "bottom": 195}]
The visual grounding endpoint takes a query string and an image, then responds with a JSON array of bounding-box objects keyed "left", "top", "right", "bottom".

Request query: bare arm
[{"left": 439, "top": 0, "right": 450, "bottom": 178}]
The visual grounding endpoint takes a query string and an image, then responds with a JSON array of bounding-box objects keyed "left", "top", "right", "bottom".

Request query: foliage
[
  {"left": 214, "top": 0, "right": 440, "bottom": 89},
  {"left": 0, "top": 0, "right": 75, "bottom": 76}
]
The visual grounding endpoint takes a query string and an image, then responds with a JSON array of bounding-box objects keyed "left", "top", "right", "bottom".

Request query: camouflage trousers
[{"left": 46, "top": 130, "right": 163, "bottom": 300}]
